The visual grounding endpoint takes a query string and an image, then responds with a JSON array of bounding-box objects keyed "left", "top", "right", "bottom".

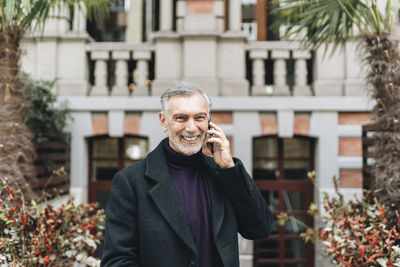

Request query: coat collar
[
  {"left": 144, "top": 139, "right": 225, "bottom": 254},
  {"left": 145, "top": 140, "right": 197, "bottom": 256}
]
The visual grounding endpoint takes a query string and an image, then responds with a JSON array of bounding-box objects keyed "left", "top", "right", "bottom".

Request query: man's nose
[{"left": 185, "top": 119, "right": 197, "bottom": 132}]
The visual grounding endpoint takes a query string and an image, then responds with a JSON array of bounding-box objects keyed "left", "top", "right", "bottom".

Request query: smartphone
[{"left": 208, "top": 113, "right": 214, "bottom": 154}]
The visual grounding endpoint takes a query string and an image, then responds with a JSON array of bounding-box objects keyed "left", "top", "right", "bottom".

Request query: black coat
[{"left": 101, "top": 140, "right": 272, "bottom": 267}]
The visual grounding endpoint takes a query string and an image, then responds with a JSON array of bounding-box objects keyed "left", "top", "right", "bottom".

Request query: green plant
[
  {"left": 23, "top": 76, "right": 70, "bottom": 143},
  {"left": 0, "top": 0, "right": 108, "bottom": 198}
]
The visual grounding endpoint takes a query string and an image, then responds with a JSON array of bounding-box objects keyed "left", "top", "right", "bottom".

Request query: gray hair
[{"left": 160, "top": 81, "right": 212, "bottom": 114}]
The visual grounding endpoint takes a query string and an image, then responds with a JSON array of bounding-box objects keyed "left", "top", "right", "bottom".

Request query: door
[
  {"left": 253, "top": 136, "right": 315, "bottom": 267},
  {"left": 88, "top": 135, "right": 149, "bottom": 210}
]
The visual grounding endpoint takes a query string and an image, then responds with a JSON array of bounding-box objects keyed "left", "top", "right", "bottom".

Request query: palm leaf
[
  {"left": 5, "top": 0, "right": 16, "bottom": 24},
  {"left": 2, "top": 0, "right": 109, "bottom": 31},
  {"left": 271, "top": 0, "right": 388, "bottom": 53}
]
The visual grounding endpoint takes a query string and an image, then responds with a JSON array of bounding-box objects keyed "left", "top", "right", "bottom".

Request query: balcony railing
[
  {"left": 86, "top": 41, "right": 314, "bottom": 97},
  {"left": 86, "top": 42, "right": 154, "bottom": 96},
  {"left": 246, "top": 41, "right": 313, "bottom": 96}
]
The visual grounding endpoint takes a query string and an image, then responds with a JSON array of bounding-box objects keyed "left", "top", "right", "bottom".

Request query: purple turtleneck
[{"left": 163, "top": 139, "right": 222, "bottom": 267}]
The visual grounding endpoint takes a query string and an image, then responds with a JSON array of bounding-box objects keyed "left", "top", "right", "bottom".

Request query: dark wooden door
[
  {"left": 253, "top": 136, "right": 315, "bottom": 267},
  {"left": 88, "top": 136, "right": 148, "bottom": 210}
]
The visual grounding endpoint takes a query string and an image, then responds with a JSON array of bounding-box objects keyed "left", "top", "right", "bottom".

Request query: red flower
[
  {"left": 358, "top": 245, "right": 366, "bottom": 258},
  {"left": 47, "top": 246, "right": 52, "bottom": 253},
  {"left": 43, "top": 256, "right": 50, "bottom": 264},
  {"left": 34, "top": 250, "right": 41, "bottom": 255},
  {"left": 379, "top": 208, "right": 385, "bottom": 218},
  {"left": 6, "top": 188, "right": 14, "bottom": 196}
]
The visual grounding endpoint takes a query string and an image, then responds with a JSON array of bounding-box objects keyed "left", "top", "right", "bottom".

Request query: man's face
[{"left": 159, "top": 93, "right": 209, "bottom": 156}]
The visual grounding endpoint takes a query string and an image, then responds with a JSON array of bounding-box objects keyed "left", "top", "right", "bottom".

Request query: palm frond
[
  {"left": 271, "top": 0, "right": 391, "bottom": 52},
  {"left": 1, "top": 0, "right": 109, "bottom": 32}
]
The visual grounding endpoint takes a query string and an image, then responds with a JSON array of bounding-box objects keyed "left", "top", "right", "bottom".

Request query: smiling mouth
[{"left": 181, "top": 135, "right": 199, "bottom": 142}]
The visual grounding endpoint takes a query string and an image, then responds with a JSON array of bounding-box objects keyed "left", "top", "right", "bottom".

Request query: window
[
  {"left": 87, "top": 0, "right": 159, "bottom": 42},
  {"left": 241, "top": 0, "right": 257, "bottom": 40},
  {"left": 87, "top": 0, "right": 129, "bottom": 42},
  {"left": 88, "top": 135, "right": 148, "bottom": 209},
  {"left": 253, "top": 136, "right": 315, "bottom": 267},
  {"left": 241, "top": 0, "right": 280, "bottom": 41}
]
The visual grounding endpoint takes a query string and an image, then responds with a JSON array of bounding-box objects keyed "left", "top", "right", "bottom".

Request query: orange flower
[
  {"left": 379, "top": 208, "right": 385, "bottom": 218},
  {"left": 358, "top": 245, "right": 365, "bottom": 258},
  {"left": 43, "top": 256, "right": 50, "bottom": 264}
]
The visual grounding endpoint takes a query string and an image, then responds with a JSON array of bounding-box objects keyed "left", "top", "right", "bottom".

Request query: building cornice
[{"left": 60, "top": 96, "right": 374, "bottom": 112}]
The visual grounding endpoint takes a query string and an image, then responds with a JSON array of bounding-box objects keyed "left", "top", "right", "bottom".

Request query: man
[{"left": 101, "top": 82, "right": 272, "bottom": 267}]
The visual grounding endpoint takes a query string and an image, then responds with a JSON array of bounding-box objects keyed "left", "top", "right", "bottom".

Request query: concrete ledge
[
  {"left": 61, "top": 96, "right": 374, "bottom": 112},
  {"left": 337, "top": 125, "right": 362, "bottom": 137},
  {"left": 338, "top": 156, "right": 362, "bottom": 169}
]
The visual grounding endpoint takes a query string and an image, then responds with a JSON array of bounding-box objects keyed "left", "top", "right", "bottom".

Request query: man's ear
[{"left": 159, "top": 112, "right": 167, "bottom": 132}]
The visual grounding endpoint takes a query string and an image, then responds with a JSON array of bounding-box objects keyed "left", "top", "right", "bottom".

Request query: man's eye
[{"left": 176, "top": 117, "right": 186, "bottom": 121}]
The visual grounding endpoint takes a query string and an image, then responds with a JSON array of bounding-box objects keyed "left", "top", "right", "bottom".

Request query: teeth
[{"left": 183, "top": 136, "right": 197, "bottom": 141}]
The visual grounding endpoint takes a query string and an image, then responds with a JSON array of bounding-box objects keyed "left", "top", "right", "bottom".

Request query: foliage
[
  {"left": 0, "top": 178, "right": 105, "bottom": 266},
  {"left": 272, "top": 0, "right": 400, "bottom": 222},
  {"left": 0, "top": 0, "right": 109, "bottom": 33},
  {"left": 272, "top": 0, "right": 397, "bottom": 52},
  {"left": 278, "top": 172, "right": 400, "bottom": 266},
  {"left": 23, "top": 75, "right": 70, "bottom": 143}
]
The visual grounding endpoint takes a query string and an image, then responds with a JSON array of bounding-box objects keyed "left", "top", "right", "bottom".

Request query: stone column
[
  {"left": 293, "top": 50, "right": 312, "bottom": 96},
  {"left": 91, "top": 51, "right": 109, "bottom": 96},
  {"left": 229, "top": 0, "right": 242, "bottom": 32},
  {"left": 111, "top": 51, "right": 130, "bottom": 96},
  {"left": 271, "top": 49, "right": 290, "bottom": 96},
  {"left": 72, "top": 4, "right": 86, "bottom": 33},
  {"left": 133, "top": 50, "right": 152, "bottom": 95},
  {"left": 127, "top": 0, "right": 143, "bottom": 42},
  {"left": 314, "top": 44, "right": 345, "bottom": 96},
  {"left": 250, "top": 49, "right": 268, "bottom": 95},
  {"left": 40, "top": 4, "right": 69, "bottom": 35},
  {"left": 344, "top": 41, "right": 365, "bottom": 96},
  {"left": 176, "top": 0, "right": 186, "bottom": 32},
  {"left": 214, "top": 0, "right": 224, "bottom": 32},
  {"left": 160, "top": 0, "right": 173, "bottom": 31}
]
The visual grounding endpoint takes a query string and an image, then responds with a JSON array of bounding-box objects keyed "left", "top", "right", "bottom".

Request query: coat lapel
[
  {"left": 145, "top": 141, "right": 197, "bottom": 256},
  {"left": 201, "top": 156, "right": 225, "bottom": 241}
]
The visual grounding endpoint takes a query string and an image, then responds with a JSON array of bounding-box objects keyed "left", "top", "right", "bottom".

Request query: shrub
[
  {"left": 22, "top": 75, "right": 70, "bottom": 144},
  {"left": 0, "top": 178, "right": 105, "bottom": 266},
  {"left": 278, "top": 173, "right": 400, "bottom": 267}
]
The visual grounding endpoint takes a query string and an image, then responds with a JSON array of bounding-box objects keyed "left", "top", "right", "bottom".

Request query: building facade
[{"left": 21, "top": 0, "right": 373, "bottom": 266}]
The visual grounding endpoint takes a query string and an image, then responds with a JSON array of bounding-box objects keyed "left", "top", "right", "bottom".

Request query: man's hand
[{"left": 207, "top": 121, "right": 235, "bottom": 168}]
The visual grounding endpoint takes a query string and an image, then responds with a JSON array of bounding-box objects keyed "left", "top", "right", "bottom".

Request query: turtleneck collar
[{"left": 163, "top": 138, "right": 202, "bottom": 168}]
